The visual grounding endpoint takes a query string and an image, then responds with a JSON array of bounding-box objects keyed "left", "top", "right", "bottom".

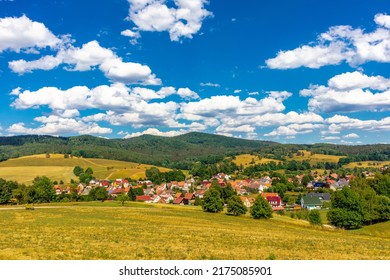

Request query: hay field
[
  {"left": 232, "top": 154, "right": 281, "bottom": 166},
  {"left": 0, "top": 202, "right": 388, "bottom": 260},
  {"left": 291, "top": 150, "right": 345, "bottom": 164},
  {"left": 343, "top": 161, "right": 390, "bottom": 169},
  {"left": 0, "top": 154, "right": 171, "bottom": 184}
]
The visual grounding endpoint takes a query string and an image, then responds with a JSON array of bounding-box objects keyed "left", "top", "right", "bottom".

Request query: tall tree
[
  {"left": 202, "top": 188, "right": 224, "bottom": 213},
  {"left": 327, "top": 187, "right": 367, "bottom": 229},
  {"left": 226, "top": 195, "right": 247, "bottom": 216},
  {"left": 116, "top": 193, "right": 129, "bottom": 206},
  {"left": 128, "top": 187, "right": 136, "bottom": 201},
  {"left": 251, "top": 195, "right": 273, "bottom": 219},
  {"left": 32, "top": 176, "right": 55, "bottom": 203},
  {"left": 0, "top": 179, "right": 18, "bottom": 204}
]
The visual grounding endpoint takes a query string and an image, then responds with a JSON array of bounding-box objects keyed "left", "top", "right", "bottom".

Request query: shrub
[{"left": 308, "top": 209, "right": 322, "bottom": 226}]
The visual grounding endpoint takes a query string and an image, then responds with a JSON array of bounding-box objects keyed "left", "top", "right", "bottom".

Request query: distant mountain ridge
[
  {"left": 0, "top": 132, "right": 389, "bottom": 169},
  {"left": 0, "top": 132, "right": 275, "bottom": 168}
]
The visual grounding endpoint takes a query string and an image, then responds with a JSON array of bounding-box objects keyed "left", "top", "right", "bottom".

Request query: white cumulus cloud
[
  {"left": 300, "top": 71, "right": 390, "bottom": 113},
  {"left": 127, "top": 0, "right": 212, "bottom": 42},
  {"left": 0, "top": 15, "right": 62, "bottom": 53},
  {"left": 266, "top": 13, "right": 390, "bottom": 69},
  {"left": 9, "top": 40, "right": 161, "bottom": 85},
  {"left": 123, "top": 128, "right": 186, "bottom": 138}
]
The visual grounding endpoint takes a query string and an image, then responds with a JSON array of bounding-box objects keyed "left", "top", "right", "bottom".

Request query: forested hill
[
  {"left": 0, "top": 132, "right": 275, "bottom": 168},
  {"left": 0, "top": 132, "right": 389, "bottom": 169}
]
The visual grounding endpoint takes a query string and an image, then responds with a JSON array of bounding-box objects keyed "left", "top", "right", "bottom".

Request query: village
[{"left": 52, "top": 170, "right": 372, "bottom": 211}]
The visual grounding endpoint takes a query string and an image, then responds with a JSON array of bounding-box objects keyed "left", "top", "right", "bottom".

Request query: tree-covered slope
[{"left": 0, "top": 132, "right": 389, "bottom": 169}]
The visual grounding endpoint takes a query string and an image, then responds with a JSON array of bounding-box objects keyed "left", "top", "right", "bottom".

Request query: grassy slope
[
  {"left": 0, "top": 202, "right": 388, "bottom": 260},
  {"left": 343, "top": 161, "right": 390, "bottom": 169},
  {"left": 0, "top": 154, "right": 171, "bottom": 184},
  {"left": 290, "top": 150, "right": 345, "bottom": 164},
  {"left": 232, "top": 154, "right": 281, "bottom": 166}
]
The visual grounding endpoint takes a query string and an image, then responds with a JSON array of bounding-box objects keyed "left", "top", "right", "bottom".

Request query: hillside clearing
[
  {"left": 232, "top": 154, "right": 281, "bottom": 166},
  {"left": 0, "top": 154, "right": 171, "bottom": 184}
]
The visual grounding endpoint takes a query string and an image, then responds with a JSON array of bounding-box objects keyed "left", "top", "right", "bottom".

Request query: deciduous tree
[
  {"left": 251, "top": 195, "right": 273, "bottom": 219},
  {"left": 226, "top": 195, "right": 247, "bottom": 216},
  {"left": 202, "top": 188, "right": 224, "bottom": 213}
]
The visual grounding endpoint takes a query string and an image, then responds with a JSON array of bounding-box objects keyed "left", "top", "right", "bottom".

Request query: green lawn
[{"left": 0, "top": 202, "right": 388, "bottom": 260}]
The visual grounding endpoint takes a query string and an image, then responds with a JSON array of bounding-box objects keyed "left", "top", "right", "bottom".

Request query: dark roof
[
  {"left": 302, "top": 194, "right": 322, "bottom": 205},
  {"left": 308, "top": 193, "right": 331, "bottom": 201}
]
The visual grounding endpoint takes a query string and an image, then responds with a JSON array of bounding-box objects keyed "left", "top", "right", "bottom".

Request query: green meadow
[{"left": 0, "top": 202, "right": 388, "bottom": 260}]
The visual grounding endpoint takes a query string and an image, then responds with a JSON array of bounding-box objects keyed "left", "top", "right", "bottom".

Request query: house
[
  {"left": 240, "top": 196, "right": 252, "bottom": 208},
  {"left": 173, "top": 197, "right": 184, "bottom": 205},
  {"left": 301, "top": 193, "right": 323, "bottom": 210},
  {"left": 261, "top": 193, "right": 282, "bottom": 208},
  {"left": 111, "top": 188, "right": 125, "bottom": 198},
  {"left": 194, "top": 189, "right": 206, "bottom": 199},
  {"left": 136, "top": 195, "right": 152, "bottom": 202},
  {"left": 310, "top": 193, "right": 331, "bottom": 202},
  {"left": 53, "top": 185, "right": 63, "bottom": 195},
  {"left": 184, "top": 193, "right": 194, "bottom": 200}
]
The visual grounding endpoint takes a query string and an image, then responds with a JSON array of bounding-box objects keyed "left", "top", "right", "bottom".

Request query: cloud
[
  {"left": 9, "top": 40, "right": 161, "bottom": 85},
  {"left": 264, "top": 123, "right": 324, "bottom": 137},
  {"left": 326, "top": 115, "right": 390, "bottom": 133},
  {"left": 234, "top": 89, "right": 242, "bottom": 94},
  {"left": 300, "top": 71, "right": 390, "bottom": 113},
  {"left": 375, "top": 13, "right": 390, "bottom": 29},
  {"left": 11, "top": 83, "right": 180, "bottom": 111},
  {"left": 266, "top": 42, "right": 347, "bottom": 69},
  {"left": 266, "top": 13, "right": 390, "bottom": 69},
  {"left": 122, "top": 128, "right": 186, "bottom": 138},
  {"left": 200, "top": 82, "right": 220, "bottom": 88},
  {"left": 177, "top": 87, "right": 199, "bottom": 99},
  {"left": 121, "top": 29, "right": 141, "bottom": 38},
  {"left": 327, "top": 71, "right": 390, "bottom": 91},
  {"left": 321, "top": 136, "right": 341, "bottom": 140},
  {"left": 10, "top": 83, "right": 202, "bottom": 131},
  {"left": 121, "top": 29, "right": 141, "bottom": 45},
  {"left": 8, "top": 118, "right": 112, "bottom": 136},
  {"left": 343, "top": 133, "right": 359, "bottom": 139},
  {"left": 9, "top": 55, "right": 62, "bottom": 73},
  {"left": 248, "top": 91, "right": 259, "bottom": 96},
  {"left": 127, "top": 0, "right": 213, "bottom": 41},
  {"left": 0, "top": 15, "right": 62, "bottom": 53},
  {"left": 216, "top": 124, "right": 255, "bottom": 134}
]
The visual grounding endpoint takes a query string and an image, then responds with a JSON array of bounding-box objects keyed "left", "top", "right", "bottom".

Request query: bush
[{"left": 308, "top": 209, "right": 322, "bottom": 226}]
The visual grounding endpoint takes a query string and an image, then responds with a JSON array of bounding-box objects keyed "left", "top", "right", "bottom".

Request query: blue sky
[{"left": 0, "top": 0, "right": 389, "bottom": 144}]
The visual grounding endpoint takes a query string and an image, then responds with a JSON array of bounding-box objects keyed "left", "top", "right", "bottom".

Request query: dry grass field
[
  {"left": 232, "top": 154, "right": 281, "bottom": 166},
  {"left": 290, "top": 150, "right": 345, "bottom": 165},
  {"left": 0, "top": 154, "right": 171, "bottom": 184},
  {"left": 343, "top": 161, "right": 390, "bottom": 169},
  {"left": 0, "top": 202, "right": 388, "bottom": 260},
  {"left": 232, "top": 151, "right": 345, "bottom": 168}
]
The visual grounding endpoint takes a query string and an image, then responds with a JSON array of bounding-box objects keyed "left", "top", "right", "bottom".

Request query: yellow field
[
  {"left": 0, "top": 202, "right": 388, "bottom": 260},
  {"left": 343, "top": 161, "right": 390, "bottom": 169},
  {"left": 0, "top": 154, "right": 171, "bottom": 184},
  {"left": 290, "top": 150, "right": 345, "bottom": 164},
  {"left": 232, "top": 154, "right": 281, "bottom": 166}
]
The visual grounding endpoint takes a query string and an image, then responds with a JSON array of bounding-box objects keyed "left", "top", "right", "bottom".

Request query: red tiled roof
[
  {"left": 173, "top": 197, "right": 184, "bottom": 204},
  {"left": 136, "top": 195, "right": 151, "bottom": 202}
]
